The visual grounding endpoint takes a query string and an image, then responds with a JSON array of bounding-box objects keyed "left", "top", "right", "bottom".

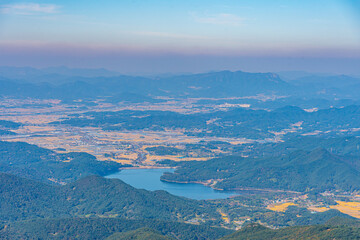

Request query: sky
[{"left": 0, "top": 0, "right": 359, "bottom": 74}]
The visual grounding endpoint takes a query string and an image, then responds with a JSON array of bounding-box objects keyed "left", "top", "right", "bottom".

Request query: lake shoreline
[
  {"left": 117, "top": 167, "right": 300, "bottom": 195},
  {"left": 106, "top": 168, "right": 236, "bottom": 200},
  {"left": 160, "top": 178, "right": 226, "bottom": 191},
  {"left": 120, "top": 166, "right": 176, "bottom": 170},
  {"left": 161, "top": 178, "right": 301, "bottom": 194}
]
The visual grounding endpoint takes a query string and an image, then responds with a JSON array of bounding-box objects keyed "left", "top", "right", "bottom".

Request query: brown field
[
  {"left": 329, "top": 201, "right": 360, "bottom": 218},
  {"left": 0, "top": 114, "right": 64, "bottom": 124},
  {"left": 145, "top": 155, "right": 209, "bottom": 162},
  {"left": 307, "top": 201, "right": 360, "bottom": 218},
  {"left": 218, "top": 210, "right": 230, "bottom": 224},
  {"left": 0, "top": 100, "right": 255, "bottom": 167},
  {"left": 267, "top": 202, "right": 298, "bottom": 212}
]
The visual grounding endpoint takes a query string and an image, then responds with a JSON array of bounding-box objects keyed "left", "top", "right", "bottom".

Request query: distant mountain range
[
  {"left": 0, "top": 70, "right": 293, "bottom": 99},
  {"left": 0, "top": 67, "right": 359, "bottom": 100},
  {"left": 0, "top": 66, "right": 120, "bottom": 80}
]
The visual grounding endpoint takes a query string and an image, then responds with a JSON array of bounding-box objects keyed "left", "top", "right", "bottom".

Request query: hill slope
[
  {"left": 0, "top": 141, "right": 122, "bottom": 184},
  {"left": 0, "top": 173, "right": 217, "bottom": 222},
  {"left": 105, "top": 228, "right": 171, "bottom": 240},
  {"left": 0, "top": 217, "right": 232, "bottom": 240},
  {"left": 220, "top": 223, "right": 360, "bottom": 240},
  {"left": 161, "top": 148, "right": 360, "bottom": 192}
]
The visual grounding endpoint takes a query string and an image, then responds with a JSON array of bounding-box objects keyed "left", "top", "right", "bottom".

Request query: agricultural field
[
  {"left": 267, "top": 202, "right": 298, "bottom": 212},
  {"left": 2, "top": 96, "right": 360, "bottom": 230},
  {"left": 0, "top": 99, "right": 253, "bottom": 166}
]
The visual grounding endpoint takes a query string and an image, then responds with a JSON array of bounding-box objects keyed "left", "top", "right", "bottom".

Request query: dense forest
[
  {"left": 0, "top": 173, "right": 220, "bottom": 222},
  {"left": 2, "top": 216, "right": 360, "bottom": 240},
  {"left": 0, "top": 141, "right": 124, "bottom": 184},
  {"left": 105, "top": 228, "right": 171, "bottom": 240},
  {"left": 220, "top": 221, "right": 360, "bottom": 240},
  {"left": 161, "top": 148, "right": 360, "bottom": 192},
  {"left": 0, "top": 120, "right": 20, "bottom": 136},
  {"left": 0, "top": 217, "right": 232, "bottom": 240},
  {"left": 231, "top": 136, "right": 360, "bottom": 158}
]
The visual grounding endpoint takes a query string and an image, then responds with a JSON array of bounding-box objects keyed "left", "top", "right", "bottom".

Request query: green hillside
[
  {"left": 0, "top": 173, "right": 217, "bottom": 222},
  {"left": 234, "top": 136, "right": 360, "bottom": 159},
  {"left": 0, "top": 120, "right": 20, "bottom": 135},
  {"left": 0, "top": 141, "right": 123, "bottom": 184},
  {"left": 0, "top": 217, "right": 232, "bottom": 240},
  {"left": 105, "top": 228, "right": 171, "bottom": 240},
  {"left": 220, "top": 223, "right": 360, "bottom": 240},
  {"left": 162, "top": 148, "right": 360, "bottom": 192}
]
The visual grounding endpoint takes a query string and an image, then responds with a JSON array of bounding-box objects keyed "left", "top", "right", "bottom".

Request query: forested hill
[
  {"left": 219, "top": 222, "right": 360, "bottom": 240},
  {"left": 0, "top": 141, "right": 123, "bottom": 184},
  {"left": 0, "top": 217, "right": 232, "bottom": 240},
  {"left": 235, "top": 136, "right": 360, "bottom": 159},
  {"left": 2, "top": 216, "right": 360, "bottom": 239},
  {"left": 0, "top": 120, "right": 21, "bottom": 135},
  {"left": 161, "top": 148, "right": 360, "bottom": 192},
  {"left": 0, "top": 120, "right": 20, "bottom": 129},
  {"left": 105, "top": 228, "right": 171, "bottom": 240},
  {"left": 0, "top": 173, "right": 218, "bottom": 222}
]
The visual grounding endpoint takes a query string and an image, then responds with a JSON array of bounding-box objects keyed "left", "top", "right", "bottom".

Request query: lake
[{"left": 106, "top": 168, "right": 237, "bottom": 200}]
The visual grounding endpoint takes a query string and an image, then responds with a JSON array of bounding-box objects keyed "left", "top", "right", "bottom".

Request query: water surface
[{"left": 107, "top": 168, "right": 236, "bottom": 200}]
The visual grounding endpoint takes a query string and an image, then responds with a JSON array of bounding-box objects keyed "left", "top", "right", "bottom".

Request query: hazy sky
[{"left": 0, "top": 0, "right": 359, "bottom": 74}]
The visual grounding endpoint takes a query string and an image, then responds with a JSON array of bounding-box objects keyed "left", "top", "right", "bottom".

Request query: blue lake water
[{"left": 106, "top": 168, "right": 237, "bottom": 200}]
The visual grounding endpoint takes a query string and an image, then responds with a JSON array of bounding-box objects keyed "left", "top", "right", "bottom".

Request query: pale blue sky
[{"left": 0, "top": 0, "right": 359, "bottom": 74}]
